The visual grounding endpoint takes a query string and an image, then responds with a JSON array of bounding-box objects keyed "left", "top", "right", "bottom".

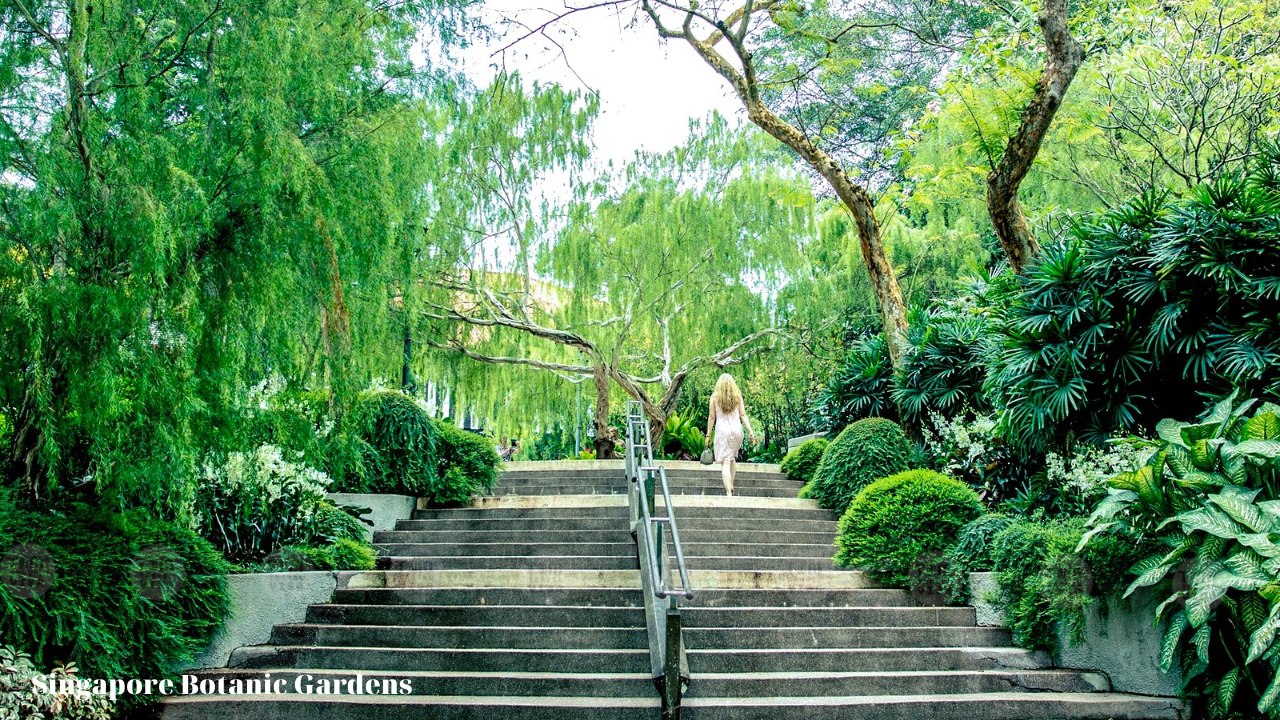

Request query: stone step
[
  {"left": 496, "top": 474, "right": 798, "bottom": 487},
  {"left": 341, "top": 569, "right": 642, "bottom": 590},
  {"left": 687, "top": 570, "right": 878, "bottom": 590},
  {"left": 681, "top": 606, "right": 977, "bottom": 628},
  {"left": 684, "top": 626, "right": 1010, "bottom": 649},
  {"left": 175, "top": 668, "right": 656, "bottom": 698},
  {"left": 413, "top": 505, "right": 630, "bottom": 520},
  {"left": 375, "top": 542, "right": 636, "bottom": 557},
  {"left": 678, "top": 692, "right": 1183, "bottom": 720},
  {"left": 395, "top": 517, "right": 838, "bottom": 532},
  {"left": 304, "top": 604, "right": 645, "bottom": 627},
  {"left": 376, "top": 556, "right": 639, "bottom": 571},
  {"left": 687, "top": 647, "right": 1052, "bottom": 673},
  {"left": 270, "top": 624, "right": 647, "bottom": 649},
  {"left": 229, "top": 645, "right": 649, "bottom": 674},
  {"left": 160, "top": 695, "right": 661, "bottom": 720},
  {"left": 499, "top": 469, "right": 788, "bottom": 482},
  {"left": 374, "top": 529, "right": 833, "bottom": 545},
  {"left": 330, "top": 587, "right": 912, "bottom": 608},
  {"left": 683, "top": 669, "right": 1110, "bottom": 697},
  {"left": 376, "top": 555, "right": 833, "bottom": 572},
  {"left": 488, "top": 485, "right": 797, "bottom": 498}
]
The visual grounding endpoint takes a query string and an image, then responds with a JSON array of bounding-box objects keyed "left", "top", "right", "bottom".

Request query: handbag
[{"left": 699, "top": 447, "right": 715, "bottom": 465}]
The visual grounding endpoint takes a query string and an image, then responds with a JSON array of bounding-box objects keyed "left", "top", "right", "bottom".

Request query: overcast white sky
[{"left": 456, "top": 1, "right": 745, "bottom": 167}]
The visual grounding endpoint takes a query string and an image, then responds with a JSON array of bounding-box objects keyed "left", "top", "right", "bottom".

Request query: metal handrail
[{"left": 624, "top": 400, "right": 691, "bottom": 719}]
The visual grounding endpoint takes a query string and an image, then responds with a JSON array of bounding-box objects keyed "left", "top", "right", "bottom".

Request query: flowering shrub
[
  {"left": 0, "top": 647, "right": 115, "bottom": 720},
  {"left": 921, "top": 413, "right": 1032, "bottom": 505},
  {"left": 194, "top": 444, "right": 367, "bottom": 566}
]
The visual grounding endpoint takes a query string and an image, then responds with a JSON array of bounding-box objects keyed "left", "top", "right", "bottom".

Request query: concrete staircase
[{"left": 161, "top": 461, "right": 1183, "bottom": 720}]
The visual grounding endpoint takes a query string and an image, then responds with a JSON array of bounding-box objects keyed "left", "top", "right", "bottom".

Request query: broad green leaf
[
  {"left": 1236, "top": 440, "right": 1280, "bottom": 462},
  {"left": 1133, "top": 464, "right": 1165, "bottom": 507},
  {"left": 1224, "top": 550, "right": 1271, "bottom": 582},
  {"left": 1210, "top": 490, "right": 1270, "bottom": 532},
  {"left": 1263, "top": 583, "right": 1280, "bottom": 603},
  {"left": 1192, "top": 623, "right": 1212, "bottom": 662},
  {"left": 1238, "top": 533, "right": 1280, "bottom": 558},
  {"left": 1178, "top": 506, "right": 1244, "bottom": 540},
  {"left": 1158, "top": 418, "right": 1189, "bottom": 447},
  {"left": 1258, "top": 500, "right": 1280, "bottom": 523},
  {"left": 1125, "top": 561, "right": 1177, "bottom": 597},
  {"left": 1076, "top": 522, "right": 1116, "bottom": 552},
  {"left": 1247, "top": 603, "right": 1280, "bottom": 663},
  {"left": 1160, "top": 611, "right": 1188, "bottom": 672},
  {"left": 1245, "top": 413, "right": 1280, "bottom": 441},
  {"left": 1260, "top": 668, "right": 1280, "bottom": 714},
  {"left": 1190, "top": 438, "right": 1218, "bottom": 469},
  {"left": 1176, "top": 471, "right": 1229, "bottom": 491},
  {"left": 1109, "top": 471, "right": 1139, "bottom": 492},
  {"left": 1155, "top": 591, "right": 1187, "bottom": 619},
  {"left": 1218, "top": 666, "right": 1240, "bottom": 712}
]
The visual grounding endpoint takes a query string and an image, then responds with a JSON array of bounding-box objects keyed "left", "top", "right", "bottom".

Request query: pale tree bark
[
  {"left": 638, "top": 0, "right": 909, "bottom": 368},
  {"left": 425, "top": 284, "right": 779, "bottom": 456},
  {"left": 986, "top": 0, "right": 1083, "bottom": 274}
]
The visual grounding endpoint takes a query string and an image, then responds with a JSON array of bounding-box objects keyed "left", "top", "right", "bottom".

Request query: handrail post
[{"left": 663, "top": 607, "right": 684, "bottom": 720}]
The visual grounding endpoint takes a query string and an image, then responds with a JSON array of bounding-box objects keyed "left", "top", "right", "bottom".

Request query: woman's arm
[
  {"left": 739, "top": 404, "right": 756, "bottom": 444},
  {"left": 707, "top": 398, "right": 715, "bottom": 441}
]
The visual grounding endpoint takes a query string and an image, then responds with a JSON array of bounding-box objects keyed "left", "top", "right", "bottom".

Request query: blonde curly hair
[{"left": 711, "top": 373, "right": 743, "bottom": 413}]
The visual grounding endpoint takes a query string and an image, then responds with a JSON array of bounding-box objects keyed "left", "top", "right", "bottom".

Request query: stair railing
[{"left": 624, "top": 400, "right": 692, "bottom": 720}]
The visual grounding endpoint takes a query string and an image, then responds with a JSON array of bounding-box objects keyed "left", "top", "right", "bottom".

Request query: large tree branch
[
  {"left": 985, "top": 0, "right": 1084, "bottom": 273},
  {"left": 423, "top": 337, "right": 594, "bottom": 377}
]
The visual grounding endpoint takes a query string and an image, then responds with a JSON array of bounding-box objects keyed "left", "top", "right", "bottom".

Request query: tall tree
[
  {"left": 0, "top": 0, "right": 469, "bottom": 510},
  {"left": 630, "top": 0, "right": 913, "bottom": 368},
  {"left": 984, "top": 0, "right": 1084, "bottom": 273}
]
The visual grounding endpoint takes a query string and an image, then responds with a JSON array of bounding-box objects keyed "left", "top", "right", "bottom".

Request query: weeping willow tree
[
  {"left": 0, "top": 0, "right": 471, "bottom": 514},
  {"left": 427, "top": 114, "right": 815, "bottom": 452}
]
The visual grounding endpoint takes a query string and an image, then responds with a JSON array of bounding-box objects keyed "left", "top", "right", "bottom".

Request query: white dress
[{"left": 712, "top": 403, "right": 745, "bottom": 463}]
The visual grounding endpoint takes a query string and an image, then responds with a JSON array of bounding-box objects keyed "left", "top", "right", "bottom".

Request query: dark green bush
[
  {"left": 994, "top": 159, "right": 1280, "bottom": 450},
  {"left": 276, "top": 537, "right": 376, "bottom": 571},
  {"left": 805, "top": 417, "right": 911, "bottom": 514},
  {"left": 433, "top": 420, "right": 500, "bottom": 505},
  {"left": 989, "top": 518, "right": 1151, "bottom": 650},
  {"left": 780, "top": 437, "right": 829, "bottom": 485},
  {"left": 336, "top": 390, "right": 439, "bottom": 496},
  {"left": 942, "top": 514, "right": 1015, "bottom": 603},
  {"left": 0, "top": 502, "right": 229, "bottom": 681},
  {"left": 835, "top": 469, "right": 983, "bottom": 589},
  {"left": 810, "top": 334, "right": 896, "bottom": 432},
  {"left": 894, "top": 289, "right": 999, "bottom": 428}
]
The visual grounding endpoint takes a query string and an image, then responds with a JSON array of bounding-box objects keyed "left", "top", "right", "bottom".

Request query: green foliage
[
  {"left": 0, "top": 646, "right": 115, "bottom": 719},
  {"left": 989, "top": 516, "right": 1152, "bottom": 651},
  {"left": 942, "top": 514, "right": 1015, "bottom": 603},
  {"left": 433, "top": 421, "right": 500, "bottom": 504},
  {"left": 995, "top": 158, "right": 1280, "bottom": 450},
  {"left": 0, "top": 503, "right": 229, "bottom": 681},
  {"left": 806, "top": 417, "right": 911, "bottom": 514},
  {"left": 780, "top": 438, "right": 830, "bottom": 485},
  {"left": 1084, "top": 393, "right": 1280, "bottom": 718},
  {"left": 810, "top": 334, "right": 896, "bottom": 432},
  {"left": 835, "top": 469, "right": 983, "bottom": 589},
  {"left": 662, "top": 413, "right": 707, "bottom": 458},
  {"left": 338, "top": 391, "right": 440, "bottom": 497},
  {"left": 276, "top": 538, "right": 377, "bottom": 572}
]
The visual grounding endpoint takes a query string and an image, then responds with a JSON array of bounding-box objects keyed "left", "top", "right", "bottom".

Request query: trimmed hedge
[
  {"left": 780, "top": 438, "right": 829, "bottom": 486},
  {"left": 941, "top": 514, "right": 1015, "bottom": 603},
  {"left": 835, "top": 469, "right": 983, "bottom": 588},
  {"left": 805, "top": 418, "right": 911, "bottom": 514}
]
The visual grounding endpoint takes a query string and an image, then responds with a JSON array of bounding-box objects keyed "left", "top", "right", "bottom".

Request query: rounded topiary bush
[
  {"left": 780, "top": 438, "right": 829, "bottom": 486},
  {"left": 343, "top": 390, "right": 438, "bottom": 497},
  {"left": 806, "top": 417, "right": 911, "bottom": 513},
  {"left": 835, "top": 469, "right": 984, "bottom": 588}
]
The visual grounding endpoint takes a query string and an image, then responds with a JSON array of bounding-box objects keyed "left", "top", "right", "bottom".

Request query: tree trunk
[
  {"left": 741, "top": 105, "right": 908, "bottom": 368},
  {"left": 591, "top": 364, "right": 616, "bottom": 459},
  {"left": 401, "top": 321, "right": 413, "bottom": 392},
  {"left": 986, "top": 0, "right": 1084, "bottom": 274}
]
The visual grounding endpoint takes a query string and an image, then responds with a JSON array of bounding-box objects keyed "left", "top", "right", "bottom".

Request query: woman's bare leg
[
  {"left": 721, "top": 459, "right": 734, "bottom": 496},
  {"left": 729, "top": 458, "right": 738, "bottom": 496}
]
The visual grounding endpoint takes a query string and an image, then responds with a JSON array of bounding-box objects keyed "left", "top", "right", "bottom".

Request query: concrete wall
[
  {"left": 968, "top": 572, "right": 1180, "bottom": 697},
  {"left": 184, "top": 571, "right": 338, "bottom": 671},
  {"left": 327, "top": 492, "right": 416, "bottom": 541},
  {"left": 787, "top": 433, "right": 824, "bottom": 451}
]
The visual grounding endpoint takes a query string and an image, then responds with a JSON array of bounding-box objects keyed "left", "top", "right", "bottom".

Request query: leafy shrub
[
  {"left": 810, "top": 334, "right": 896, "bottom": 432},
  {"left": 337, "top": 390, "right": 439, "bottom": 496},
  {"left": 780, "top": 438, "right": 829, "bottom": 485},
  {"left": 195, "top": 443, "right": 343, "bottom": 564},
  {"left": 990, "top": 517, "right": 1151, "bottom": 651},
  {"left": 662, "top": 413, "right": 706, "bottom": 458},
  {"left": 433, "top": 421, "right": 500, "bottom": 504},
  {"left": 0, "top": 503, "right": 229, "bottom": 681},
  {"left": 895, "top": 287, "right": 999, "bottom": 428},
  {"left": 993, "top": 158, "right": 1280, "bottom": 451},
  {"left": 806, "top": 417, "right": 911, "bottom": 514},
  {"left": 835, "top": 469, "right": 983, "bottom": 589},
  {"left": 275, "top": 537, "right": 377, "bottom": 571},
  {"left": 0, "top": 646, "right": 115, "bottom": 719},
  {"left": 921, "top": 412, "right": 1034, "bottom": 506},
  {"left": 1084, "top": 392, "right": 1280, "bottom": 718},
  {"left": 942, "top": 514, "right": 1015, "bottom": 602}
]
